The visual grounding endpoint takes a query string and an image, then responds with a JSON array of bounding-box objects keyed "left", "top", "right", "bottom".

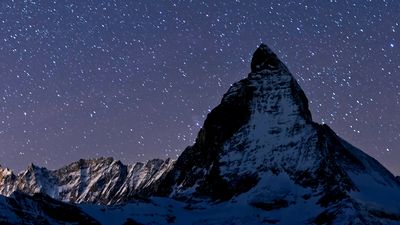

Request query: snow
[
  {"left": 335, "top": 137, "right": 400, "bottom": 213},
  {"left": 1, "top": 45, "right": 400, "bottom": 224},
  {"left": 219, "top": 70, "right": 316, "bottom": 177},
  {"left": 81, "top": 173, "right": 325, "bottom": 225},
  {"left": 81, "top": 197, "right": 285, "bottom": 225},
  {"left": 0, "top": 157, "right": 175, "bottom": 205},
  {"left": 349, "top": 172, "right": 400, "bottom": 212},
  {"left": 0, "top": 195, "right": 19, "bottom": 224}
]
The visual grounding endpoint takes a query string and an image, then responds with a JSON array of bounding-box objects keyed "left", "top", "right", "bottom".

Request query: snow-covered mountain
[
  {"left": 0, "top": 44, "right": 399, "bottom": 224},
  {"left": 0, "top": 157, "right": 174, "bottom": 204},
  {"left": 138, "top": 44, "right": 400, "bottom": 223},
  {"left": 0, "top": 191, "right": 98, "bottom": 224}
]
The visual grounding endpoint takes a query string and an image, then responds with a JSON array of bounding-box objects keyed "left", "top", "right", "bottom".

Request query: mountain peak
[
  {"left": 0, "top": 166, "right": 13, "bottom": 177},
  {"left": 1, "top": 44, "right": 400, "bottom": 224},
  {"left": 152, "top": 43, "right": 316, "bottom": 200},
  {"left": 250, "top": 43, "right": 282, "bottom": 73},
  {"left": 149, "top": 44, "right": 400, "bottom": 216},
  {"left": 25, "top": 163, "right": 41, "bottom": 174}
]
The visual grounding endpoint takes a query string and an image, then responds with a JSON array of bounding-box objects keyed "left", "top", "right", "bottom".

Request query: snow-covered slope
[
  {"left": 0, "top": 191, "right": 98, "bottom": 224},
  {"left": 0, "top": 43, "right": 399, "bottom": 224},
  {"left": 0, "top": 157, "right": 174, "bottom": 204},
  {"left": 141, "top": 44, "right": 400, "bottom": 223}
]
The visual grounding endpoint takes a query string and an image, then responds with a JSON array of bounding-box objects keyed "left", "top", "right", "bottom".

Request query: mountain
[
  {"left": 0, "top": 191, "right": 98, "bottom": 224},
  {"left": 139, "top": 44, "right": 400, "bottom": 223},
  {"left": 0, "top": 43, "right": 399, "bottom": 224},
  {"left": 0, "top": 157, "right": 174, "bottom": 204}
]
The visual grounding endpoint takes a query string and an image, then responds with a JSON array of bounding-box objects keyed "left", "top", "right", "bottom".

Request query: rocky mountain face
[
  {"left": 150, "top": 44, "right": 315, "bottom": 200},
  {"left": 0, "top": 44, "right": 399, "bottom": 224},
  {"left": 136, "top": 44, "right": 400, "bottom": 224},
  {"left": 0, "top": 157, "right": 174, "bottom": 204}
]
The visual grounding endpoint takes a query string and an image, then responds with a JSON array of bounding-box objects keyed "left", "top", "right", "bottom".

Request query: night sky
[{"left": 0, "top": 1, "right": 399, "bottom": 175}]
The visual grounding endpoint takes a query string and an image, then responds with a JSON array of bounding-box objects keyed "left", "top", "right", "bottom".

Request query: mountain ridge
[
  {"left": 0, "top": 157, "right": 174, "bottom": 205},
  {"left": 0, "top": 191, "right": 99, "bottom": 224},
  {"left": 0, "top": 43, "right": 399, "bottom": 224}
]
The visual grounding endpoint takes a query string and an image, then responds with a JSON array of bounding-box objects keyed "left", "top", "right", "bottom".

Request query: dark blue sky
[{"left": 0, "top": 0, "right": 399, "bottom": 174}]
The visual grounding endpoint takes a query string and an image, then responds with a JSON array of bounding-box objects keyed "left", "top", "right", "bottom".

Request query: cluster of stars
[{"left": 0, "top": 1, "right": 398, "bottom": 175}]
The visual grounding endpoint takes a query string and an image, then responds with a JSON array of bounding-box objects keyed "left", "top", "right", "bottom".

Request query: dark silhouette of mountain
[
  {"left": 0, "top": 191, "right": 98, "bottom": 224},
  {"left": 0, "top": 44, "right": 399, "bottom": 224}
]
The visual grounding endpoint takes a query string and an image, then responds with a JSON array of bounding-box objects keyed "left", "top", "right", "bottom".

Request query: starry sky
[{"left": 0, "top": 1, "right": 399, "bottom": 174}]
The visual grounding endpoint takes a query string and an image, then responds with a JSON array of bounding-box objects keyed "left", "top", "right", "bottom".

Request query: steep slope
[
  {"left": 0, "top": 44, "right": 399, "bottom": 224},
  {"left": 144, "top": 44, "right": 400, "bottom": 223},
  {"left": 0, "top": 157, "right": 174, "bottom": 205},
  {"left": 0, "top": 191, "right": 99, "bottom": 224},
  {"left": 152, "top": 44, "right": 314, "bottom": 200}
]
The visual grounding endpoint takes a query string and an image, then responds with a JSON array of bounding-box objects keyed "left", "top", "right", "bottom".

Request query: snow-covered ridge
[
  {"left": 139, "top": 44, "right": 400, "bottom": 223},
  {"left": 0, "top": 157, "right": 174, "bottom": 205},
  {"left": 0, "top": 43, "right": 399, "bottom": 224}
]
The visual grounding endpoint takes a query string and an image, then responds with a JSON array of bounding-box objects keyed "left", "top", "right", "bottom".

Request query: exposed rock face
[
  {"left": 152, "top": 44, "right": 310, "bottom": 199},
  {"left": 0, "top": 166, "right": 16, "bottom": 195},
  {"left": 0, "top": 157, "right": 174, "bottom": 204},
  {"left": 0, "top": 44, "right": 399, "bottom": 224},
  {"left": 144, "top": 44, "right": 400, "bottom": 223},
  {"left": 150, "top": 44, "right": 348, "bottom": 200},
  {"left": 250, "top": 44, "right": 283, "bottom": 73}
]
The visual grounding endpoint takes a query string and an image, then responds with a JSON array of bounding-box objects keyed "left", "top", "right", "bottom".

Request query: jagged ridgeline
[
  {"left": 0, "top": 44, "right": 399, "bottom": 225},
  {"left": 1, "top": 158, "right": 174, "bottom": 205}
]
